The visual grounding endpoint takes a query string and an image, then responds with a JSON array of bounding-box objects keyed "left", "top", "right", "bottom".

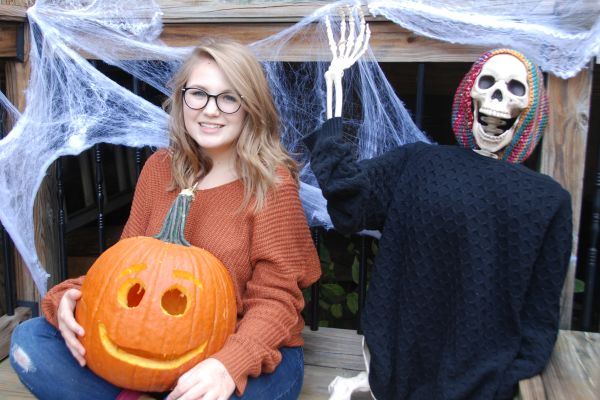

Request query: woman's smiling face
[{"left": 182, "top": 56, "right": 246, "bottom": 160}]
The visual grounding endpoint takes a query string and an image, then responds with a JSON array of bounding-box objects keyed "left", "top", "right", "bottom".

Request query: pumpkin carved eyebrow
[
  {"left": 119, "top": 263, "right": 147, "bottom": 278},
  {"left": 173, "top": 270, "right": 204, "bottom": 290}
]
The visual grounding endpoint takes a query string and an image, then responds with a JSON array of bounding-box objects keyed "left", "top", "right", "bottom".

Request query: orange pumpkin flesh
[{"left": 75, "top": 190, "right": 236, "bottom": 391}]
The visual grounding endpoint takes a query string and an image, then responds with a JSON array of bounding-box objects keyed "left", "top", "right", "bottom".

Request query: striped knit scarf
[{"left": 451, "top": 49, "right": 549, "bottom": 163}]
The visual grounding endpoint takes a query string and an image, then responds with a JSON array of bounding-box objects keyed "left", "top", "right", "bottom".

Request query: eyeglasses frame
[{"left": 181, "top": 87, "right": 243, "bottom": 114}]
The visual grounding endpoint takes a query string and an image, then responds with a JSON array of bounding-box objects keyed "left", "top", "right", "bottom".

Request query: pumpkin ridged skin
[{"left": 75, "top": 192, "right": 236, "bottom": 392}]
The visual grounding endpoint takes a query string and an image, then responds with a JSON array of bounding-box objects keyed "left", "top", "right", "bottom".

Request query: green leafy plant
[
  {"left": 575, "top": 278, "right": 585, "bottom": 294},
  {"left": 303, "top": 229, "right": 378, "bottom": 329}
]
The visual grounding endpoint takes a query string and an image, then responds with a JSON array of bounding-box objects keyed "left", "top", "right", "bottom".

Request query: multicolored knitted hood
[{"left": 451, "top": 49, "right": 549, "bottom": 163}]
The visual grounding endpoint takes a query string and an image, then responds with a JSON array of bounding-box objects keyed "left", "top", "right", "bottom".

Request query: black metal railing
[
  {"left": 56, "top": 158, "right": 68, "bottom": 282},
  {"left": 582, "top": 136, "right": 600, "bottom": 331}
]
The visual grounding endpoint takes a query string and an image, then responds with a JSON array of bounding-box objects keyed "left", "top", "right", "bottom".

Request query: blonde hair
[{"left": 163, "top": 38, "right": 298, "bottom": 210}]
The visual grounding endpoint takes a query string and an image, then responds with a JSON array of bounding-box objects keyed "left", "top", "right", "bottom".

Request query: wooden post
[
  {"left": 540, "top": 63, "right": 594, "bottom": 329},
  {"left": 4, "top": 21, "right": 60, "bottom": 307}
]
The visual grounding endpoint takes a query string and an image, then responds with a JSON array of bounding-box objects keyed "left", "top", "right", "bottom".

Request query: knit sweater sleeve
[
  {"left": 303, "top": 117, "right": 407, "bottom": 233},
  {"left": 41, "top": 276, "right": 85, "bottom": 328},
  {"left": 496, "top": 190, "right": 573, "bottom": 399},
  {"left": 210, "top": 172, "right": 321, "bottom": 395}
]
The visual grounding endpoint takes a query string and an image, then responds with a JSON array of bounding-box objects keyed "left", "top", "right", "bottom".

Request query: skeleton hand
[
  {"left": 325, "top": 6, "right": 371, "bottom": 119},
  {"left": 328, "top": 371, "right": 370, "bottom": 400}
]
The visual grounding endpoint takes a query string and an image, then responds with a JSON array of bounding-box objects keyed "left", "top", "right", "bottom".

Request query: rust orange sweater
[{"left": 41, "top": 150, "right": 321, "bottom": 394}]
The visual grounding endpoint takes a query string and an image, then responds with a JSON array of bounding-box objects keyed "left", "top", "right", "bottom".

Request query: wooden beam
[
  {"left": 0, "top": 24, "right": 19, "bottom": 58},
  {"left": 5, "top": 0, "right": 595, "bottom": 25},
  {"left": 64, "top": 21, "right": 487, "bottom": 62},
  {"left": 4, "top": 58, "right": 37, "bottom": 303},
  {"left": 154, "top": 0, "right": 600, "bottom": 25},
  {"left": 3, "top": 25, "right": 60, "bottom": 301},
  {"left": 161, "top": 22, "right": 487, "bottom": 63},
  {"left": 156, "top": 0, "right": 332, "bottom": 23},
  {"left": 540, "top": 63, "right": 594, "bottom": 329},
  {"left": 0, "top": 5, "right": 27, "bottom": 22}
]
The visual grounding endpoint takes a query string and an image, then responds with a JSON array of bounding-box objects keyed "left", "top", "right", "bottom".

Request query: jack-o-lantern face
[{"left": 75, "top": 191, "right": 236, "bottom": 392}]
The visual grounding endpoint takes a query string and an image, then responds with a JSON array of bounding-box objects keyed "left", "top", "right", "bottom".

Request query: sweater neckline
[{"left": 192, "top": 178, "right": 242, "bottom": 193}]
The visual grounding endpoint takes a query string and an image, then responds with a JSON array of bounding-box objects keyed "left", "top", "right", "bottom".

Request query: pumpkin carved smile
[{"left": 98, "top": 323, "right": 208, "bottom": 369}]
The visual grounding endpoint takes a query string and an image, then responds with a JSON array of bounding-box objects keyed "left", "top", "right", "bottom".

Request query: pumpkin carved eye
[
  {"left": 161, "top": 286, "right": 189, "bottom": 316},
  {"left": 118, "top": 279, "right": 146, "bottom": 308}
]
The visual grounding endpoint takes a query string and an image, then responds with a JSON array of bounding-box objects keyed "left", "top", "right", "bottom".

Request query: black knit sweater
[{"left": 304, "top": 118, "right": 572, "bottom": 400}]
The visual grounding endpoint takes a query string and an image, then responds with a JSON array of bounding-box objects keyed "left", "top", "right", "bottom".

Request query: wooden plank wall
[
  {"left": 0, "top": 0, "right": 596, "bottom": 328},
  {"left": 541, "top": 66, "right": 595, "bottom": 328}
]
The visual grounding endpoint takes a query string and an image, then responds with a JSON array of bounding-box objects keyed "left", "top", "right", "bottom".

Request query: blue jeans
[{"left": 10, "top": 317, "right": 304, "bottom": 400}]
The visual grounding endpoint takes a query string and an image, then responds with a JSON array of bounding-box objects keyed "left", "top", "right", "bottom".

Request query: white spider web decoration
[{"left": 0, "top": 0, "right": 598, "bottom": 294}]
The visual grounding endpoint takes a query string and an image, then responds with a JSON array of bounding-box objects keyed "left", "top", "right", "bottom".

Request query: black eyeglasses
[{"left": 181, "top": 88, "right": 243, "bottom": 114}]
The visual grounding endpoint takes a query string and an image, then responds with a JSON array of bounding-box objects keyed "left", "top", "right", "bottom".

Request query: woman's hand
[
  {"left": 167, "top": 358, "right": 235, "bottom": 400},
  {"left": 57, "top": 288, "right": 86, "bottom": 366}
]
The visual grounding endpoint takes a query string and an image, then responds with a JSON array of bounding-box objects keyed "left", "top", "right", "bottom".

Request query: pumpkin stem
[{"left": 153, "top": 189, "right": 194, "bottom": 246}]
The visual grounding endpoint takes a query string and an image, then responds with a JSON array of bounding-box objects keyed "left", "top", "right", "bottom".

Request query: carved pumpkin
[{"left": 75, "top": 189, "right": 237, "bottom": 392}]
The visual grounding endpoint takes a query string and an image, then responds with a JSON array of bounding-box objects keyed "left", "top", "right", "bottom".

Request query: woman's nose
[{"left": 203, "top": 97, "right": 220, "bottom": 115}]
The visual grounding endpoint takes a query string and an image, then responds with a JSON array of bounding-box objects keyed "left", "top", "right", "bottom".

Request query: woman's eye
[
  {"left": 190, "top": 90, "right": 207, "bottom": 98},
  {"left": 222, "top": 94, "right": 239, "bottom": 104}
]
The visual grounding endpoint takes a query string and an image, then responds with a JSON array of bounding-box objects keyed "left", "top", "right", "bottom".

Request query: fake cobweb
[{"left": 0, "top": 0, "right": 598, "bottom": 294}]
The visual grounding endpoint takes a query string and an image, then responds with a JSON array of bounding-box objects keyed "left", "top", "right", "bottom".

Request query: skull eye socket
[
  {"left": 507, "top": 80, "right": 526, "bottom": 97},
  {"left": 478, "top": 75, "right": 495, "bottom": 89}
]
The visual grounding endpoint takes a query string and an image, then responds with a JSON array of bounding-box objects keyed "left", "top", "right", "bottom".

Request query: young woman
[{"left": 10, "top": 38, "right": 321, "bottom": 400}]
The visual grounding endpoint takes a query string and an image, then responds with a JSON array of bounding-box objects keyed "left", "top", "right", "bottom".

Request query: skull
[{"left": 470, "top": 54, "right": 529, "bottom": 154}]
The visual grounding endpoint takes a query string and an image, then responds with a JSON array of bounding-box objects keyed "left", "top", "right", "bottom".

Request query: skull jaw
[{"left": 472, "top": 108, "right": 516, "bottom": 155}]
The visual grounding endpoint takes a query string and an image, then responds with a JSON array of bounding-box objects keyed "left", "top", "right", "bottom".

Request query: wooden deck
[
  {"left": 1, "top": 327, "right": 598, "bottom": 399},
  {"left": 519, "top": 330, "right": 600, "bottom": 400},
  {"left": 0, "top": 326, "right": 371, "bottom": 399}
]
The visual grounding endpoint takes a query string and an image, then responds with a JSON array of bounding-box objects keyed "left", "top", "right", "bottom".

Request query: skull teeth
[
  {"left": 477, "top": 110, "right": 516, "bottom": 137},
  {"left": 479, "top": 107, "right": 511, "bottom": 119}
]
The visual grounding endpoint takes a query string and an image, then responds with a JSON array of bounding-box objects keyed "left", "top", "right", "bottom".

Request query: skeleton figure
[
  {"left": 322, "top": 8, "right": 554, "bottom": 400},
  {"left": 452, "top": 49, "right": 549, "bottom": 163}
]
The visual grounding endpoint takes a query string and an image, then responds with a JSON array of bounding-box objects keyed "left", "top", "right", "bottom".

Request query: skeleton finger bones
[{"left": 325, "top": 5, "right": 371, "bottom": 118}]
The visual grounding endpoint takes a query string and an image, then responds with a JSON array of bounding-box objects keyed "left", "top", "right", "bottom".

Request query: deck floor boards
[
  {"left": 0, "top": 358, "right": 33, "bottom": 399},
  {"left": 520, "top": 330, "right": 600, "bottom": 400},
  {"left": 3, "top": 328, "right": 599, "bottom": 399},
  {"left": 0, "top": 326, "right": 370, "bottom": 399}
]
